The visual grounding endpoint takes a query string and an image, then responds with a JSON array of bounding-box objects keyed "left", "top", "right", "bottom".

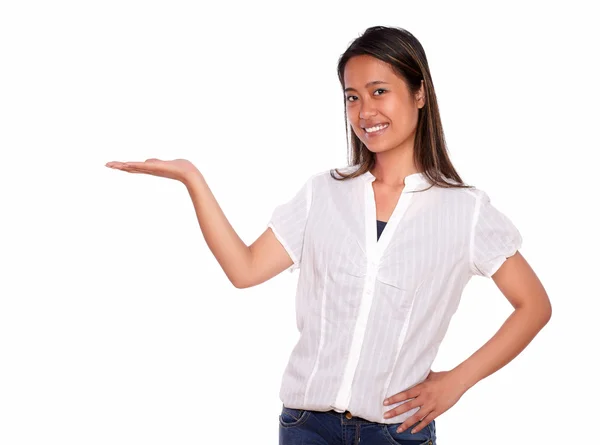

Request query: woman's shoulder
[
  {"left": 428, "top": 177, "right": 485, "bottom": 209},
  {"left": 435, "top": 183, "right": 506, "bottom": 220},
  {"left": 449, "top": 183, "right": 489, "bottom": 202},
  {"left": 303, "top": 165, "right": 362, "bottom": 183},
  {"left": 330, "top": 164, "right": 362, "bottom": 175}
]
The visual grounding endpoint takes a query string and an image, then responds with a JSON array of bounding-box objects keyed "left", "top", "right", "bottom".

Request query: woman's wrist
[
  {"left": 448, "top": 363, "right": 479, "bottom": 392},
  {"left": 182, "top": 169, "right": 204, "bottom": 189}
]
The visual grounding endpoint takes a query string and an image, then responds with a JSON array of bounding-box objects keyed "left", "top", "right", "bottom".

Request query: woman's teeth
[{"left": 365, "top": 123, "right": 389, "bottom": 133}]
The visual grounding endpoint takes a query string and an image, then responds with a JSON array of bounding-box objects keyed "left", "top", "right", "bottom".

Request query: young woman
[{"left": 106, "top": 26, "right": 551, "bottom": 445}]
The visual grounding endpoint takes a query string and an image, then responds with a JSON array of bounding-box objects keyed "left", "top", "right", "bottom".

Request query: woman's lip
[{"left": 363, "top": 123, "right": 389, "bottom": 137}]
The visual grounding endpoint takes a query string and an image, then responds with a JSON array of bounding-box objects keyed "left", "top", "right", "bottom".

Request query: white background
[{"left": 1, "top": 1, "right": 598, "bottom": 444}]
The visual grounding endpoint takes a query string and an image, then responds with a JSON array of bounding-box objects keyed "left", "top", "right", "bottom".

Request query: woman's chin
[{"left": 365, "top": 142, "right": 392, "bottom": 153}]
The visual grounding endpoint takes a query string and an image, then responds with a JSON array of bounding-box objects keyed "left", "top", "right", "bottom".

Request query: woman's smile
[{"left": 363, "top": 122, "right": 389, "bottom": 138}]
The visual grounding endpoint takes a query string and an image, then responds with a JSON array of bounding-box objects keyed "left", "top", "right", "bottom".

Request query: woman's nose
[{"left": 359, "top": 100, "right": 377, "bottom": 119}]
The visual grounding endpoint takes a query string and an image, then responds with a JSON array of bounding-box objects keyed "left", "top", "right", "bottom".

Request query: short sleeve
[
  {"left": 267, "top": 175, "right": 314, "bottom": 273},
  {"left": 470, "top": 190, "right": 523, "bottom": 278}
]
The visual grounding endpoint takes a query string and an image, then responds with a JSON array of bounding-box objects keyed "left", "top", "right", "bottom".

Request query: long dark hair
[{"left": 331, "top": 26, "right": 471, "bottom": 190}]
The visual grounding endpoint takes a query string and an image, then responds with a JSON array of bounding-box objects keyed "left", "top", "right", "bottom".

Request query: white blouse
[{"left": 267, "top": 165, "right": 522, "bottom": 424}]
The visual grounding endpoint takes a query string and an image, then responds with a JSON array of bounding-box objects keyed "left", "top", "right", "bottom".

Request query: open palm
[{"left": 105, "top": 158, "right": 200, "bottom": 184}]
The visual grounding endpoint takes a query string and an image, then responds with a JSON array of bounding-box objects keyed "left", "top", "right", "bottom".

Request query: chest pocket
[
  {"left": 303, "top": 194, "right": 368, "bottom": 280},
  {"left": 376, "top": 231, "right": 458, "bottom": 296}
]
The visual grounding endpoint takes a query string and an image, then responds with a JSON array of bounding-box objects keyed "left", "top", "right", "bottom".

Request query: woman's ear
[{"left": 417, "top": 80, "right": 426, "bottom": 109}]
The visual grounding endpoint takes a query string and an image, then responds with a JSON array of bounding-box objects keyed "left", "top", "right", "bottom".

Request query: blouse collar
[{"left": 361, "top": 169, "right": 430, "bottom": 192}]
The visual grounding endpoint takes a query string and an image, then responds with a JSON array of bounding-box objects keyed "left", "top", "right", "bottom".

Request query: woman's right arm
[
  {"left": 184, "top": 172, "right": 293, "bottom": 288},
  {"left": 106, "top": 158, "right": 292, "bottom": 288}
]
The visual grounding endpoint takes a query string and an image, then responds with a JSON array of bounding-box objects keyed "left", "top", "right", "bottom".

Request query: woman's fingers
[
  {"left": 409, "top": 411, "right": 436, "bottom": 434},
  {"left": 384, "top": 387, "right": 420, "bottom": 406},
  {"left": 106, "top": 161, "right": 151, "bottom": 168},
  {"left": 396, "top": 408, "right": 429, "bottom": 433},
  {"left": 383, "top": 399, "right": 419, "bottom": 419},
  {"left": 105, "top": 161, "right": 142, "bottom": 172},
  {"left": 105, "top": 160, "right": 156, "bottom": 176}
]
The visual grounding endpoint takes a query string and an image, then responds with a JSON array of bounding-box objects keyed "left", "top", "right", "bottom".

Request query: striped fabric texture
[{"left": 267, "top": 165, "right": 522, "bottom": 424}]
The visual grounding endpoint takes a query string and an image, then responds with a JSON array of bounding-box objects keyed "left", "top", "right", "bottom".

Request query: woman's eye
[{"left": 346, "top": 89, "right": 386, "bottom": 102}]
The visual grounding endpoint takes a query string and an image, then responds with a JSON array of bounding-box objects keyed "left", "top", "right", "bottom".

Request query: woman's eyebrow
[{"left": 344, "top": 80, "right": 390, "bottom": 93}]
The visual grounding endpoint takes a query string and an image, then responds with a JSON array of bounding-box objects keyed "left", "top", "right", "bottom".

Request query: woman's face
[{"left": 343, "top": 55, "right": 424, "bottom": 154}]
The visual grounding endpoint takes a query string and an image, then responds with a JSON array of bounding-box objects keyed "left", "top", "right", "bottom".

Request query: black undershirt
[{"left": 376, "top": 220, "right": 387, "bottom": 241}]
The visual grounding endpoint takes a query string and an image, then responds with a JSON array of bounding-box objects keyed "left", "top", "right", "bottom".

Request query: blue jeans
[{"left": 279, "top": 405, "right": 436, "bottom": 445}]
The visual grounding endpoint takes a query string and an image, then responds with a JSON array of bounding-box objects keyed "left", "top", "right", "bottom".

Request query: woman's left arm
[
  {"left": 383, "top": 251, "right": 551, "bottom": 433},
  {"left": 450, "top": 251, "right": 552, "bottom": 389}
]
